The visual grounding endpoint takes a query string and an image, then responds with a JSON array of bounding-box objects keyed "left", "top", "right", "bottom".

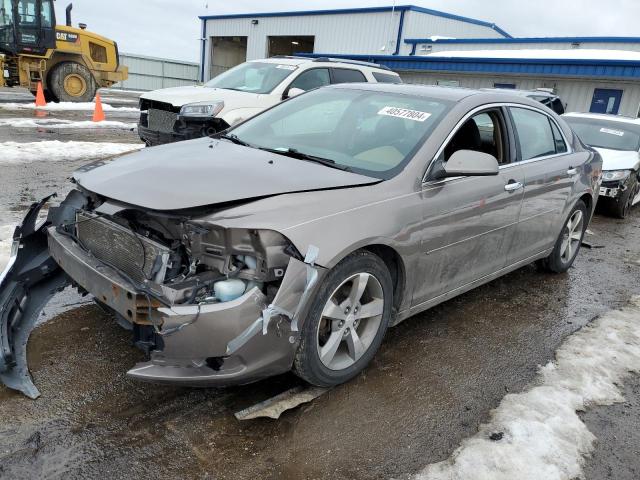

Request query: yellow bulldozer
[{"left": 0, "top": 1, "right": 127, "bottom": 102}]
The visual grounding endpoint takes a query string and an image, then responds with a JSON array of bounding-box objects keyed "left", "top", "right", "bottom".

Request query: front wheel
[
  {"left": 49, "top": 62, "right": 97, "bottom": 103},
  {"left": 293, "top": 251, "right": 393, "bottom": 387},
  {"left": 608, "top": 175, "right": 639, "bottom": 219},
  {"left": 538, "top": 200, "right": 588, "bottom": 273}
]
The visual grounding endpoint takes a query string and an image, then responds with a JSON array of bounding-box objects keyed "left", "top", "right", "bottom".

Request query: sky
[{"left": 55, "top": 1, "right": 640, "bottom": 62}]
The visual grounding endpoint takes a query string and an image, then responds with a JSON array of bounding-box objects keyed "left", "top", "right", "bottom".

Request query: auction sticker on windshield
[
  {"left": 276, "top": 65, "right": 298, "bottom": 70},
  {"left": 378, "top": 106, "right": 431, "bottom": 122},
  {"left": 600, "top": 127, "right": 625, "bottom": 136}
]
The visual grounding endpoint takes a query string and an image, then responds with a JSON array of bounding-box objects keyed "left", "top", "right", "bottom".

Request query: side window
[
  {"left": 551, "top": 98, "right": 565, "bottom": 115},
  {"left": 444, "top": 109, "right": 508, "bottom": 164},
  {"left": 550, "top": 120, "right": 568, "bottom": 154},
  {"left": 509, "top": 108, "right": 557, "bottom": 161},
  {"left": 372, "top": 72, "right": 402, "bottom": 84},
  {"left": 288, "top": 68, "right": 330, "bottom": 92},
  {"left": 331, "top": 68, "right": 367, "bottom": 84}
]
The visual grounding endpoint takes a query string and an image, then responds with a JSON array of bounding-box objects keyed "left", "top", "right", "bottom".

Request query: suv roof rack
[
  {"left": 311, "top": 57, "right": 391, "bottom": 71},
  {"left": 269, "top": 55, "right": 308, "bottom": 60}
]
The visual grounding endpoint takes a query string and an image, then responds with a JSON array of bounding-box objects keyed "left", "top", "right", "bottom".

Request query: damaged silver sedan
[{"left": 0, "top": 84, "right": 602, "bottom": 398}]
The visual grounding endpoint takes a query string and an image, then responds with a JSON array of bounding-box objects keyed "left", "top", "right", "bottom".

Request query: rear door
[
  {"left": 504, "top": 106, "right": 575, "bottom": 264},
  {"left": 413, "top": 106, "right": 525, "bottom": 305}
]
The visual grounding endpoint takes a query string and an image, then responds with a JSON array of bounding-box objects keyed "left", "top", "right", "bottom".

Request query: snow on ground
[
  {"left": 0, "top": 117, "right": 137, "bottom": 130},
  {"left": 0, "top": 140, "right": 143, "bottom": 164},
  {"left": 0, "top": 224, "right": 15, "bottom": 274},
  {"left": 416, "top": 297, "right": 640, "bottom": 480},
  {"left": 0, "top": 101, "right": 138, "bottom": 112}
]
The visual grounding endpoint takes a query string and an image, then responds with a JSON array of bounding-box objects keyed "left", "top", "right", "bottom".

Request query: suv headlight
[
  {"left": 179, "top": 101, "right": 224, "bottom": 118},
  {"left": 602, "top": 170, "right": 631, "bottom": 181}
]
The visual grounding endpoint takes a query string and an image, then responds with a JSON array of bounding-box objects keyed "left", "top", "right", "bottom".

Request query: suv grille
[
  {"left": 148, "top": 108, "right": 178, "bottom": 133},
  {"left": 76, "top": 212, "right": 170, "bottom": 285}
]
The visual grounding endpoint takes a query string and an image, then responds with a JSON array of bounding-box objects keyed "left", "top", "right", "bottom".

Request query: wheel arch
[{"left": 361, "top": 244, "right": 406, "bottom": 312}]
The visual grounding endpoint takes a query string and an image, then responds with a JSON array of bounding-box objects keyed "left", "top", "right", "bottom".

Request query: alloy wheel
[
  {"left": 560, "top": 209, "right": 584, "bottom": 264},
  {"left": 316, "top": 272, "right": 385, "bottom": 371}
]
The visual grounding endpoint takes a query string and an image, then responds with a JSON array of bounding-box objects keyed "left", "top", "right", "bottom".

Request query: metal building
[
  {"left": 114, "top": 53, "right": 199, "bottom": 91},
  {"left": 198, "top": 5, "right": 640, "bottom": 117},
  {"left": 198, "top": 5, "right": 510, "bottom": 81}
]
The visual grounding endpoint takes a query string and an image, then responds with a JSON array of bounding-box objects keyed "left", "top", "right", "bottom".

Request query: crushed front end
[{"left": 0, "top": 190, "right": 322, "bottom": 398}]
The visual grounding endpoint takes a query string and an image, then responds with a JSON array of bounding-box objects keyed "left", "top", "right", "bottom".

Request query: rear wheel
[
  {"left": 293, "top": 251, "right": 392, "bottom": 387},
  {"left": 538, "top": 200, "right": 587, "bottom": 273},
  {"left": 49, "top": 62, "right": 97, "bottom": 103}
]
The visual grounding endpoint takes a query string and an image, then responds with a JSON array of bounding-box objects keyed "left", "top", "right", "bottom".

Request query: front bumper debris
[{"left": 0, "top": 192, "right": 324, "bottom": 397}]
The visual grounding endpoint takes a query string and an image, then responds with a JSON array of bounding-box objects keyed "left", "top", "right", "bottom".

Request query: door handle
[
  {"left": 504, "top": 181, "right": 524, "bottom": 192},
  {"left": 567, "top": 167, "right": 579, "bottom": 176}
]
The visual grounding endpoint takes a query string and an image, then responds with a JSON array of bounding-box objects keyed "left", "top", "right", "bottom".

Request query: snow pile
[
  {"left": 416, "top": 297, "right": 640, "bottom": 480},
  {"left": 0, "top": 224, "right": 15, "bottom": 274},
  {"left": 0, "top": 118, "right": 137, "bottom": 130},
  {"left": 0, "top": 141, "right": 143, "bottom": 164},
  {"left": 426, "top": 48, "right": 640, "bottom": 62},
  {"left": 0, "top": 101, "right": 138, "bottom": 112}
]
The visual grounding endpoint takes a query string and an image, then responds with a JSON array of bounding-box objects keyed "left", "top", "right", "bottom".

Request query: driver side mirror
[
  {"left": 285, "top": 87, "right": 305, "bottom": 99},
  {"left": 433, "top": 150, "right": 499, "bottom": 179}
]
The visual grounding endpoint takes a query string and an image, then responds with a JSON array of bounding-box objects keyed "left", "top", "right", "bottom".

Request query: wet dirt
[
  {"left": 0, "top": 89, "right": 639, "bottom": 479},
  {"left": 0, "top": 211, "right": 637, "bottom": 480}
]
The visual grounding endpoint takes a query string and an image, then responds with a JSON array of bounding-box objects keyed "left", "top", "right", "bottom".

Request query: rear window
[
  {"left": 331, "top": 68, "right": 367, "bottom": 84},
  {"left": 372, "top": 72, "right": 402, "bottom": 84}
]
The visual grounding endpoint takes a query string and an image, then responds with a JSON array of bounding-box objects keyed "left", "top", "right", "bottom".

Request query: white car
[
  {"left": 563, "top": 112, "right": 640, "bottom": 218},
  {"left": 138, "top": 57, "right": 401, "bottom": 146}
]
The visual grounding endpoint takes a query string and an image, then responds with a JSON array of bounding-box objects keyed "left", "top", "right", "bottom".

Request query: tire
[
  {"left": 43, "top": 89, "right": 58, "bottom": 103},
  {"left": 49, "top": 62, "right": 97, "bottom": 103},
  {"left": 608, "top": 175, "right": 639, "bottom": 219},
  {"left": 538, "top": 200, "right": 588, "bottom": 273},
  {"left": 293, "top": 251, "right": 393, "bottom": 387}
]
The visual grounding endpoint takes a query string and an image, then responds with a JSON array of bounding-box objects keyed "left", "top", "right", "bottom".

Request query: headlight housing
[
  {"left": 602, "top": 170, "right": 631, "bottom": 182},
  {"left": 179, "top": 101, "right": 224, "bottom": 118}
]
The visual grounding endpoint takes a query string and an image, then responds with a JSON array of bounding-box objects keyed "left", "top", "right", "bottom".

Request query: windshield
[
  {"left": 564, "top": 117, "right": 640, "bottom": 151},
  {"left": 229, "top": 87, "right": 452, "bottom": 179},
  {"left": 204, "top": 62, "right": 298, "bottom": 94}
]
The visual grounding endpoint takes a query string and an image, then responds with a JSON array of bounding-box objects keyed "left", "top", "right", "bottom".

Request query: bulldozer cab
[{"left": 0, "top": 0, "right": 56, "bottom": 56}]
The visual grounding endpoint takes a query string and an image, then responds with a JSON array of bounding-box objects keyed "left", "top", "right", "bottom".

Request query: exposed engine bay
[{"left": 0, "top": 189, "right": 321, "bottom": 399}]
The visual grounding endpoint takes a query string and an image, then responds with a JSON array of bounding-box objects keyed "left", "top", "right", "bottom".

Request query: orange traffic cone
[
  {"left": 35, "top": 82, "right": 47, "bottom": 107},
  {"left": 92, "top": 93, "right": 105, "bottom": 122}
]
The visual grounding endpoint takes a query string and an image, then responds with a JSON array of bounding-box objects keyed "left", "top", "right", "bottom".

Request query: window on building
[{"left": 494, "top": 83, "right": 516, "bottom": 89}]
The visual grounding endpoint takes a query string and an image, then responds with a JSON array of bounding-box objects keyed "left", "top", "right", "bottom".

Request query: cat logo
[{"left": 55, "top": 31, "right": 79, "bottom": 43}]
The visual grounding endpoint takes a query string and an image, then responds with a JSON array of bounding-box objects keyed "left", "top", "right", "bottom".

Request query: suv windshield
[
  {"left": 229, "top": 87, "right": 451, "bottom": 179},
  {"left": 564, "top": 117, "right": 640, "bottom": 151},
  {"left": 204, "top": 62, "right": 298, "bottom": 94}
]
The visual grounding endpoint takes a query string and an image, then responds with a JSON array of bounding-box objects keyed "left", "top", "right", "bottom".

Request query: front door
[
  {"left": 590, "top": 88, "right": 623, "bottom": 115},
  {"left": 412, "top": 108, "right": 525, "bottom": 306}
]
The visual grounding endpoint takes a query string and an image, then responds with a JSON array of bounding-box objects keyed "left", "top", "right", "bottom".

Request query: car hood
[
  {"left": 73, "top": 138, "right": 380, "bottom": 211},
  {"left": 594, "top": 147, "right": 640, "bottom": 172},
  {"left": 140, "top": 85, "right": 263, "bottom": 108}
]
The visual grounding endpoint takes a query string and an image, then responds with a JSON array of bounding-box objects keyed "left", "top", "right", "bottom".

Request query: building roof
[
  {"left": 297, "top": 52, "right": 640, "bottom": 80},
  {"left": 405, "top": 36, "right": 640, "bottom": 46},
  {"left": 198, "top": 5, "right": 511, "bottom": 38},
  {"left": 427, "top": 49, "right": 640, "bottom": 62}
]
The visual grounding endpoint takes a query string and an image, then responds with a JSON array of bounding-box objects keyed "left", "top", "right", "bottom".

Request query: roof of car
[
  {"left": 562, "top": 112, "right": 640, "bottom": 125},
  {"left": 249, "top": 56, "right": 396, "bottom": 72},
  {"left": 481, "top": 88, "right": 559, "bottom": 99},
  {"left": 329, "top": 82, "right": 556, "bottom": 105}
]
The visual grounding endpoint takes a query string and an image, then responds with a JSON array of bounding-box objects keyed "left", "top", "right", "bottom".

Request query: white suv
[{"left": 138, "top": 57, "right": 401, "bottom": 146}]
